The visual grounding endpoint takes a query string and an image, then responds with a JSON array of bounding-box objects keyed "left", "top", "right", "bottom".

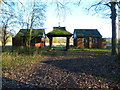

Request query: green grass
[
  {"left": 2, "top": 52, "right": 43, "bottom": 69},
  {"left": 47, "top": 29, "right": 72, "bottom": 35},
  {"left": 69, "top": 48, "right": 111, "bottom": 52},
  {"left": 2, "top": 47, "right": 47, "bottom": 70},
  {"left": 2, "top": 47, "right": 111, "bottom": 70}
]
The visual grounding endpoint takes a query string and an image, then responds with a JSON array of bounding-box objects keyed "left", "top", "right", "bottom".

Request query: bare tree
[
  {"left": 0, "top": 15, "right": 14, "bottom": 47},
  {"left": 1, "top": 0, "right": 46, "bottom": 48},
  {"left": 17, "top": 0, "right": 46, "bottom": 48},
  {"left": 0, "top": 0, "right": 17, "bottom": 48},
  {"left": 85, "top": 0, "right": 119, "bottom": 55},
  {"left": 0, "top": 0, "right": 2, "bottom": 6},
  {"left": 48, "top": 0, "right": 72, "bottom": 26}
]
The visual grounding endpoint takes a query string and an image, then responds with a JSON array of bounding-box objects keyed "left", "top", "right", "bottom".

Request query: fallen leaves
[{"left": 2, "top": 51, "right": 120, "bottom": 89}]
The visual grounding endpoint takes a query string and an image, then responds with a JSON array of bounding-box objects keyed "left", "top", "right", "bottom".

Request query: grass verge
[{"left": 69, "top": 48, "right": 111, "bottom": 52}]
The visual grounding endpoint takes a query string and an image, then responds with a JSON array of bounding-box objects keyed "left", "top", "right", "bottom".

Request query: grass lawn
[
  {"left": 69, "top": 48, "right": 111, "bottom": 52},
  {"left": 2, "top": 47, "right": 120, "bottom": 89},
  {"left": 2, "top": 47, "right": 48, "bottom": 69}
]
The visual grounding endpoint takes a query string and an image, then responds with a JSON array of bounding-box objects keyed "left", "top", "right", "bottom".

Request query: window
[
  {"left": 92, "top": 38, "right": 97, "bottom": 43},
  {"left": 84, "top": 38, "right": 88, "bottom": 43}
]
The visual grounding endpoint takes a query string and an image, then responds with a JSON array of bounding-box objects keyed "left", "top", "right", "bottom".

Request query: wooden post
[
  {"left": 66, "top": 37, "right": 70, "bottom": 50},
  {"left": 12, "top": 38, "right": 15, "bottom": 46},
  {"left": 49, "top": 37, "right": 52, "bottom": 49}
]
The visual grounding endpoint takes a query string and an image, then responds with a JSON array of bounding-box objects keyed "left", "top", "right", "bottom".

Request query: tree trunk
[
  {"left": 2, "top": 27, "right": 7, "bottom": 48},
  {"left": 110, "top": 2, "right": 117, "bottom": 55}
]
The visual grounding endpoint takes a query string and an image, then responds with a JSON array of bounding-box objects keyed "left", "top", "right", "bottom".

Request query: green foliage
[
  {"left": 2, "top": 53, "right": 36, "bottom": 68},
  {"left": 47, "top": 29, "right": 72, "bottom": 36}
]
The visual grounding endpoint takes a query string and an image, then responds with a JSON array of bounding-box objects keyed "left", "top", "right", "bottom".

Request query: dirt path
[{"left": 2, "top": 51, "right": 120, "bottom": 89}]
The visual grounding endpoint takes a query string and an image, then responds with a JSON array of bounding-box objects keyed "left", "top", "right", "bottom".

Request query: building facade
[
  {"left": 73, "top": 29, "right": 106, "bottom": 48},
  {"left": 12, "top": 29, "right": 45, "bottom": 48}
]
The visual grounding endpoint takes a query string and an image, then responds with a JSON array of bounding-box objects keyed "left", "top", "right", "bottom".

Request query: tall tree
[
  {"left": 110, "top": 1, "right": 117, "bottom": 55},
  {"left": 84, "top": 0, "right": 119, "bottom": 55},
  {"left": 0, "top": 0, "right": 17, "bottom": 48},
  {"left": 0, "top": 15, "right": 14, "bottom": 47},
  {"left": 17, "top": 0, "right": 46, "bottom": 48},
  {"left": 57, "top": 0, "right": 119, "bottom": 55},
  {"left": 0, "top": 0, "right": 46, "bottom": 48}
]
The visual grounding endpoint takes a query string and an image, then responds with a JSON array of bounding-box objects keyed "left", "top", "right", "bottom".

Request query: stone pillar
[
  {"left": 66, "top": 37, "right": 70, "bottom": 50},
  {"left": 89, "top": 37, "right": 92, "bottom": 48},
  {"left": 49, "top": 37, "right": 53, "bottom": 49}
]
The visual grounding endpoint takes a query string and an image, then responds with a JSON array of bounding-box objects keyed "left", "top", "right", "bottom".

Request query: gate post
[
  {"left": 49, "top": 37, "right": 53, "bottom": 49},
  {"left": 66, "top": 37, "right": 70, "bottom": 50}
]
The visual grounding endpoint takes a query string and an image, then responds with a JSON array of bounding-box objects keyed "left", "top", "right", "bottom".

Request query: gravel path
[{"left": 2, "top": 51, "right": 120, "bottom": 89}]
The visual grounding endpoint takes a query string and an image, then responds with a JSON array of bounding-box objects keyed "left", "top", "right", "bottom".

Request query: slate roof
[
  {"left": 74, "top": 29, "right": 102, "bottom": 38},
  {"left": 14, "top": 29, "right": 45, "bottom": 38},
  {"left": 47, "top": 27, "right": 72, "bottom": 37}
]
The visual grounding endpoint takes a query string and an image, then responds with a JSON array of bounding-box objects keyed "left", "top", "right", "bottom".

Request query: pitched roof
[
  {"left": 74, "top": 29, "right": 102, "bottom": 38},
  {"left": 14, "top": 29, "right": 45, "bottom": 38},
  {"left": 47, "top": 27, "right": 72, "bottom": 37}
]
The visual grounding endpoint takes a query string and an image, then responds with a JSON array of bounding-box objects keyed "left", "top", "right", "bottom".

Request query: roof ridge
[{"left": 74, "top": 29, "right": 102, "bottom": 37}]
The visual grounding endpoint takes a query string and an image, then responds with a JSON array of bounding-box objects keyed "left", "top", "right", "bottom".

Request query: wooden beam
[
  {"left": 66, "top": 37, "right": 70, "bottom": 50},
  {"left": 49, "top": 37, "right": 53, "bottom": 49}
]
